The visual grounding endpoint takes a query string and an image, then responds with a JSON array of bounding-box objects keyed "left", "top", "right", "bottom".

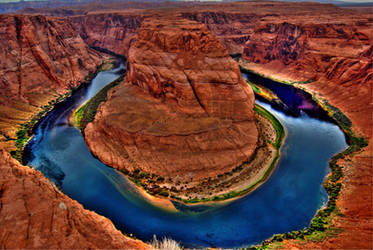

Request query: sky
[{"left": 0, "top": 0, "right": 372, "bottom": 3}]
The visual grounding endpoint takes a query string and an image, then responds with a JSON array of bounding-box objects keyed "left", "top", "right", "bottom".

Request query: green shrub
[
  {"left": 159, "top": 189, "right": 169, "bottom": 197},
  {"left": 77, "top": 76, "right": 124, "bottom": 131},
  {"left": 254, "top": 104, "right": 284, "bottom": 148}
]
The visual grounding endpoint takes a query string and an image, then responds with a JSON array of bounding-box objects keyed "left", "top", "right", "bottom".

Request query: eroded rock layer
[
  {"left": 237, "top": 5, "right": 372, "bottom": 249},
  {"left": 85, "top": 16, "right": 258, "bottom": 182}
]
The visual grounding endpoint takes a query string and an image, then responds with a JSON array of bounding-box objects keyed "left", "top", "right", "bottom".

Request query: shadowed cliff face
[
  {"left": 180, "top": 11, "right": 256, "bottom": 55},
  {"left": 0, "top": 15, "right": 101, "bottom": 102},
  {"left": 70, "top": 13, "right": 142, "bottom": 56},
  {"left": 0, "top": 14, "right": 103, "bottom": 151},
  {"left": 84, "top": 17, "right": 258, "bottom": 182}
]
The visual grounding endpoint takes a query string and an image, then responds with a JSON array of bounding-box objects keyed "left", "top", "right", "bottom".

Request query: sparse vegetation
[
  {"left": 72, "top": 103, "right": 88, "bottom": 131},
  {"left": 158, "top": 189, "right": 170, "bottom": 197},
  {"left": 254, "top": 104, "right": 284, "bottom": 148},
  {"left": 73, "top": 75, "right": 124, "bottom": 131},
  {"left": 318, "top": 98, "right": 352, "bottom": 132},
  {"left": 247, "top": 81, "right": 262, "bottom": 93},
  {"left": 10, "top": 94, "right": 72, "bottom": 162}
]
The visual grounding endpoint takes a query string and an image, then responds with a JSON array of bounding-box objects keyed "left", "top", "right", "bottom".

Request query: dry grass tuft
[{"left": 151, "top": 235, "right": 183, "bottom": 250}]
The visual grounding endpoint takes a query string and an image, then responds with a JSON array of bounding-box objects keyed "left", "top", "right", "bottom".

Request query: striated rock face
[
  {"left": 0, "top": 14, "right": 103, "bottom": 151},
  {"left": 85, "top": 17, "right": 257, "bottom": 182},
  {"left": 0, "top": 14, "right": 102, "bottom": 103},
  {"left": 180, "top": 11, "right": 255, "bottom": 55},
  {"left": 70, "top": 13, "right": 142, "bottom": 56},
  {"left": 0, "top": 149, "right": 149, "bottom": 249}
]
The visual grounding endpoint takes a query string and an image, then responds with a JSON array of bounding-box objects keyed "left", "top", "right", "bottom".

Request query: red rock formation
[
  {"left": 180, "top": 11, "right": 256, "bottom": 54},
  {"left": 0, "top": 149, "right": 149, "bottom": 249},
  {"left": 0, "top": 14, "right": 102, "bottom": 150},
  {"left": 84, "top": 16, "right": 258, "bottom": 182},
  {"left": 0, "top": 14, "right": 102, "bottom": 103}
]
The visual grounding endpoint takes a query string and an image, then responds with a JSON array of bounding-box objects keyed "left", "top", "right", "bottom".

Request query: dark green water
[{"left": 24, "top": 64, "right": 347, "bottom": 248}]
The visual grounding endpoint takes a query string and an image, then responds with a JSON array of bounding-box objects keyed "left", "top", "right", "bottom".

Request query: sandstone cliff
[
  {"left": 85, "top": 16, "right": 258, "bottom": 183},
  {"left": 182, "top": 4, "right": 372, "bottom": 248},
  {"left": 0, "top": 14, "right": 102, "bottom": 151}
]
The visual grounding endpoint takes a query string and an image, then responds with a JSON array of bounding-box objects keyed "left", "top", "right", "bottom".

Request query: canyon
[{"left": 0, "top": 1, "right": 372, "bottom": 249}]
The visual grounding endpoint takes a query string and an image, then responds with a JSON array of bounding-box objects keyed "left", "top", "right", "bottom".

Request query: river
[{"left": 24, "top": 63, "right": 347, "bottom": 248}]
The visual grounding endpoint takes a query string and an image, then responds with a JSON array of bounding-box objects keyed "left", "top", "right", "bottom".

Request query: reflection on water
[{"left": 24, "top": 64, "right": 347, "bottom": 248}]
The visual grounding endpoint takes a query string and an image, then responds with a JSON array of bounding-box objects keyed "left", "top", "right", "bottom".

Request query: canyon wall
[
  {"left": 70, "top": 13, "right": 142, "bottom": 56},
  {"left": 84, "top": 16, "right": 258, "bottom": 182},
  {"left": 180, "top": 11, "right": 255, "bottom": 55},
  {"left": 76, "top": 3, "right": 372, "bottom": 248},
  {"left": 67, "top": 3, "right": 371, "bottom": 247},
  {"left": 0, "top": 14, "right": 102, "bottom": 151},
  {"left": 242, "top": 16, "right": 372, "bottom": 137}
]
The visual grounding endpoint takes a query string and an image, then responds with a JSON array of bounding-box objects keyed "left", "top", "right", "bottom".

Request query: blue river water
[{"left": 24, "top": 64, "right": 347, "bottom": 248}]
